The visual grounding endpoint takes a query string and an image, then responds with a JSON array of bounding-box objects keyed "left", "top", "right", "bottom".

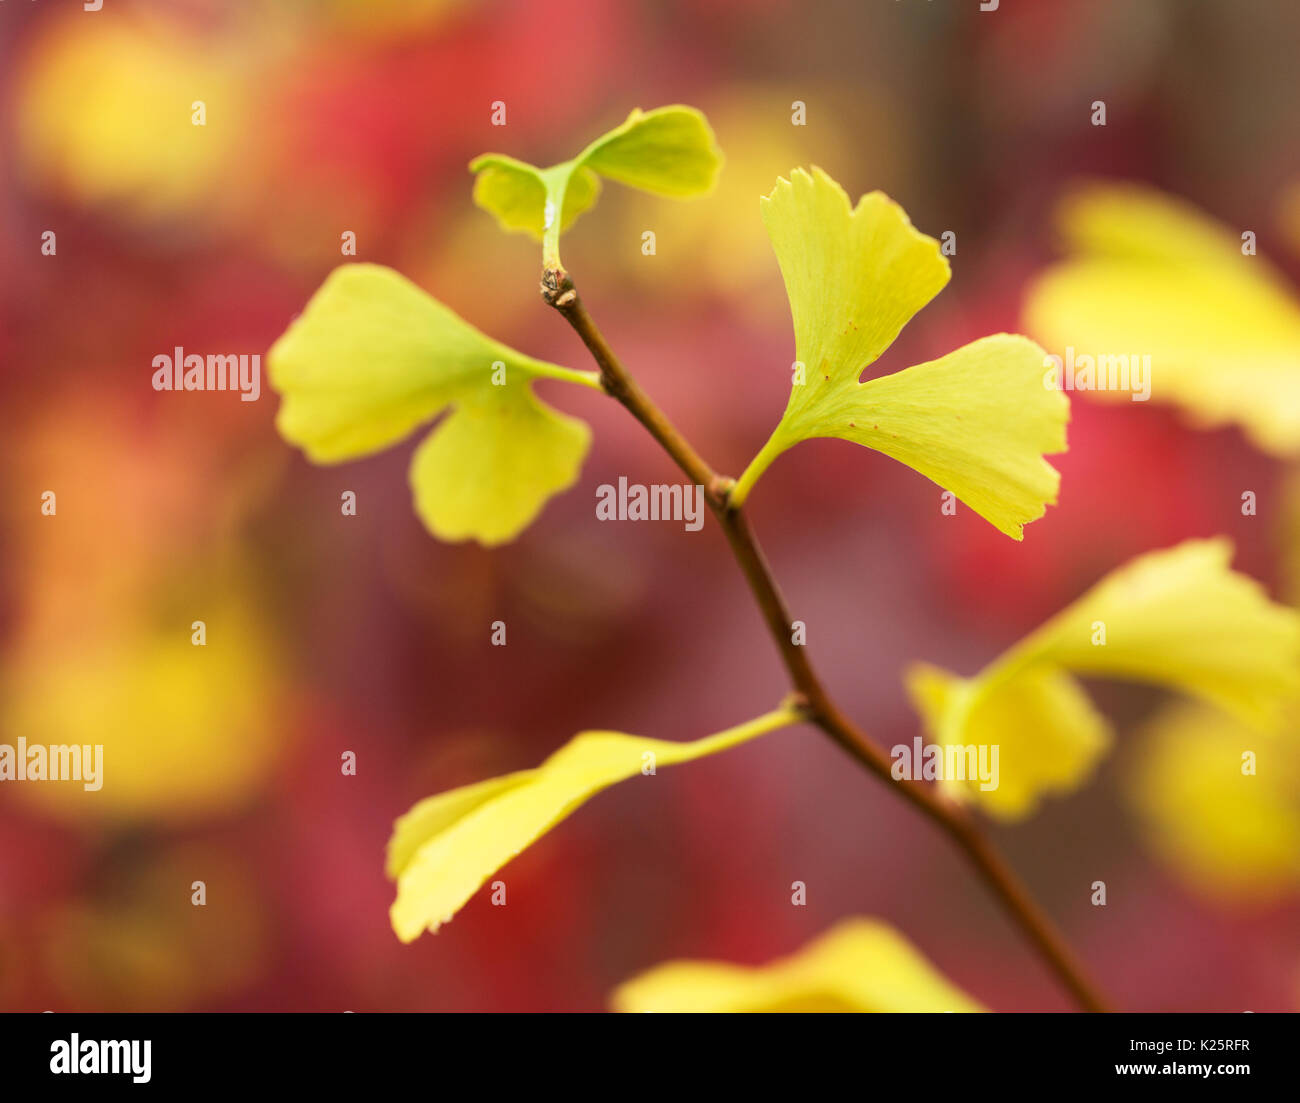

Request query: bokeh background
[{"left": 2, "top": 0, "right": 1299, "bottom": 1011}]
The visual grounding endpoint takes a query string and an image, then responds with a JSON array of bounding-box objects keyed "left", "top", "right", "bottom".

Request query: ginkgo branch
[{"left": 541, "top": 268, "right": 1113, "bottom": 1014}]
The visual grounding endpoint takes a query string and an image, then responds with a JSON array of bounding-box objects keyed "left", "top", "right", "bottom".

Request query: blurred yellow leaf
[
  {"left": 906, "top": 661, "right": 1110, "bottom": 820},
  {"left": 5, "top": 596, "right": 282, "bottom": 823},
  {"left": 1024, "top": 182, "right": 1300, "bottom": 455},
  {"left": 15, "top": 18, "right": 247, "bottom": 220},
  {"left": 907, "top": 539, "right": 1300, "bottom": 819},
  {"left": 3, "top": 397, "right": 288, "bottom": 824},
  {"left": 1021, "top": 538, "right": 1300, "bottom": 725},
  {"left": 611, "top": 918, "right": 984, "bottom": 1012},
  {"left": 1126, "top": 702, "right": 1300, "bottom": 903}
]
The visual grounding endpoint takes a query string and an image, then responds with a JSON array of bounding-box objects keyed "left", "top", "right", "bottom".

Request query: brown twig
[{"left": 543, "top": 268, "right": 1112, "bottom": 1013}]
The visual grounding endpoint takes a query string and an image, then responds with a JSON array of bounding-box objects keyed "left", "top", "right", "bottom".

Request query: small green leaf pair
[
  {"left": 267, "top": 106, "right": 1068, "bottom": 546},
  {"left": 470, "top": 104, "right": 723, "bottom": 271}
]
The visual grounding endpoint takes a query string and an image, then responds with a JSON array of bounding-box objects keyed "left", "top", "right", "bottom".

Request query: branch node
[
  {"left": 781, "top": 690, "right": 814, "bottom": 719},
  {"left": 540, "top": 266, "right": 574, "bottom": 307},
  {"left": 708, "top": 475, "right": 736, "bottom": 510}
]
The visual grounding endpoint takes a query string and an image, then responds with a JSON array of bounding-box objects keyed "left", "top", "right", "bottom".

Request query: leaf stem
[
  {"left": 729, "top": 430, "right": 786, "bottom": 508},
  {"left": 692, "top": 698, "right": 808, "bottom": 757},
  {"left": 532, "top": 363, "right": 604, "bottom": 390},
  {"left": 543, "top": 271, "right": 1112, "bottom": 1013}
]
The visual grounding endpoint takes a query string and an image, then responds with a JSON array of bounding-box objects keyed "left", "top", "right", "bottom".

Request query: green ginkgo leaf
[
  {"left": 470, "top": 105, "right": 723, "bottom": 269},
  {"left": 386, "top": 706, "right": 797, "bottom": 942},
  {"left": 469, "top": 155, "right": 602, "bottom": 240},
  {"left": 267, "top": 263, "right": 600, "bottom": 545},
  {"left": 730, "top": 167, "right": 1069, "bottom": 540}
]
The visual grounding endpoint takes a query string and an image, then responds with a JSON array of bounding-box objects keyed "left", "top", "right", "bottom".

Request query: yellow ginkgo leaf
[
  {"left": 610, "top": 918, "right": 984, "bottom": 1012},
  {"left": 267, "top": 263, "right": 599, "bottom": 545},
  {"left": 1024, "top": 182, "right": 1300, "bottom": 455},
  {"left": 906, "top": 539, "right": 1300, "bottom": 819},
  {"left": 731, "top": 168, "right": 1068, "bottom": 540},
  {"left": 387, "top": 707, "right": 798, "bottom": 942},
  {"left": 1019, "top": 538, "right": 1300, "bottom": 725},
  {"left": 1126, "top": 702, "right": 1300, "bottom": 903},
  {"left": 407, "top": 383, "right": 592, "bottom": 545},
  {"left": 470, "top": 105, "right": 723, "bottom": 269},
  {"left": 906, "top": 661, "right": 1111, "bottom": 821}
]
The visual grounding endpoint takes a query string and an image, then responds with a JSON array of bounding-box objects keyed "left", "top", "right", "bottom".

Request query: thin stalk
[
  {"left": 729, "top": 430, "right": 787, "bottom": 508},
  {"left": 689, "top": 699, "right": 808, "bottom": 758},
  {"left": 542, "top": 269, "right": 1112, "bottom": 1013}
]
